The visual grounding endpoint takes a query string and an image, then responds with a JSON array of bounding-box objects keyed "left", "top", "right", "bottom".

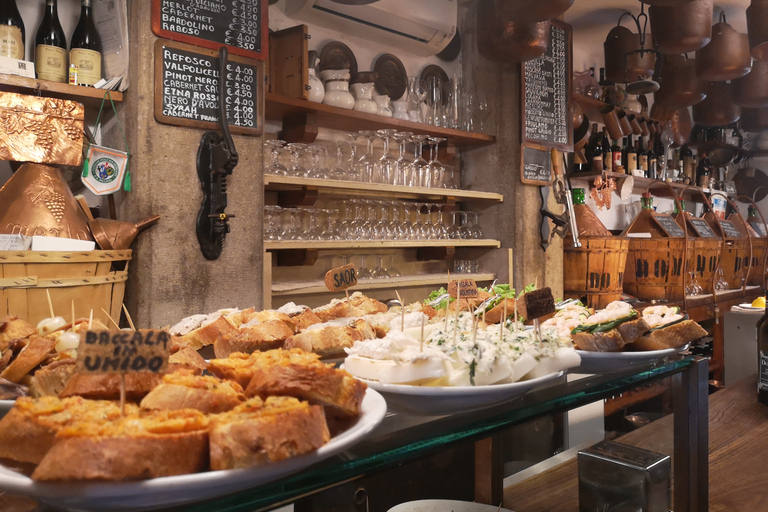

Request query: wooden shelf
[
  {"left": 573, "top": 92, "right": 659, "bottom": 125},
  {"left": 272, "top": 272, "right": 496, "bottom": 296},
  {"left": 0, "top": 73, "right": 123, "bottom": 104},
  {"left": 264, "top": 175, "right": 504, "bottom": 202},
  {"left": 265, "top": 92, "right": 495, "bottom": 148},
  {"left": 569, "top": 171, "right": 708, "bottom": 199},
  {"left": 265, "top": 240, "right": 501, "bottom": 250}
]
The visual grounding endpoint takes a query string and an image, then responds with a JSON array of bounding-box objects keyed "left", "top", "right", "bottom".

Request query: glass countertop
[{"left": 177, "top": 355, "right": 695, "bottom": 512}]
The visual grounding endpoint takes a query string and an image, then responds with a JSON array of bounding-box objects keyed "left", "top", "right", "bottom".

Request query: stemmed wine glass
[
  {"left": 426, "top": 137, "right": 446, "bottom": 189},
  {"left": 329, "top": 141, "right": 349, "bottom": 180},
  {"left": 426, "top": 76, "right": 443, "bottom": 127},
  {"left": 430, "top": 204, "right": 448, "bottom": 239},
  {"left": 306, "top": 145, "right": 328, "bottom": 179},
  {"left": 356, "top": 131, "right": 378, "bottom": 183},
  {"left": 371, "top": 255, "right": 390, "bottom": 279},
  {"left": 459, "top": 211, "right": 473, "bottom": 239},
  {"left": 264, "top": 205, "right": 282, "bottom": 241},
  {"left": 392, "top": 131, "right": 413, "bottom": 187},
  {"left": 264, "top": 140, "right": 287, "bottom": 176},
  {"left": 385, "top": 255, "right": 402, "bottom": 277},
  {"left": 410, "top": 134, "right": 430, "bottom": 187},
  {"left": 447, "top": 211, "right": 461, "bottom": 239},
  {"left": 358, "top": 255, "right": 373, "bottom": 280},
  {"left": 286, "top": 143, "right": 308, "bottom": 177},
  {"left": 475, "top": 91, "right": 491, "bottom": 133},
  {"left": 406, "top": 76, "right": 427, "bottom": 123},
  {"left": 281, "top": 208, "right": 301, "bottom": 240},
  {"left": 469, "top": 211, "right": 483, "bottom": 239},
  {"left": 376, "top": 129, "right": 399, "bottom": 185},
  {"left": 320, "top": 209, "right": 341, "bottom": 240}
]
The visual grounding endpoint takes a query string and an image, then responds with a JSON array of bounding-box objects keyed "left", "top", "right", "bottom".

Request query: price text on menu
[
  {"left": 521, "top": 20, "right": 573, "bottom": 152},
  {"left": 152, "top": 0, "right": 267, "bottom": 60},
  {"left": 154, "top": 40, "right": 263, "bottom": 136}
]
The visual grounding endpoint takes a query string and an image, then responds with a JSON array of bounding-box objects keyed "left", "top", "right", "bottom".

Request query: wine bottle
[
  {"left": 612, "top": 139, "right": 622, "bottom": 173},
  {"left": 70, "top": 0, "right": 102, "bottom": 86},
  {"left": 0, "top": 0, "right": 24, "bottom": 60},
  {"left": 680, "top": 144, "right": 694, "bottom": 183},
  {"left": 648, "top": 137, "right": 657, "bottom": 180},
  {"left": 637, "top": 137, "right": 648, "bottom": 176},
  {"left": 696, "top": 157, "right": 711, "bottom": 188},
  {"left": 602, "top": 128, "right": 612, "bottom": 172},
  {"left": 35, "top": 0, "right": 67, "bottom": 83},
  {"left": 757, "top": 291, "right": 768, "bottom": 405},
  {"left": 586, "top": 123, "right": 603, "bottom": 173},
  {"left": 626, "top": 135, "right": 637, "bottom": 175}
]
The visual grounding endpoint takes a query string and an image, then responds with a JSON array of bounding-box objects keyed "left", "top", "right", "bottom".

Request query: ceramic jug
[
  {"left": 375, "top": 94, "right": 393, "bottom": 117},
  {"left": 307, "top": 51, "right": 325, "bottom": 103},
  {"left": 351, "top": 82, "right": 378, "bottom": 114},
  {"left": 320, "top": 69, "right": 355, "bottom": 110},
  {"left": 392, "top": 100, "right": 409, "bottom": 120}
]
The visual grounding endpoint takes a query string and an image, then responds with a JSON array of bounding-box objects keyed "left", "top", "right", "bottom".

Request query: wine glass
[
  {"left": 320, "top": 209, "right": 341, "bottom": 240},
  {"left": 358, "top": 255, "right": 373, "bottom": 280},
  {"left": 376, "top": 129, "right": 399, "bottom": 185},
  {"left": 264, "top": 140, "right": 287, "bottom": 176},
  {"left": 286, "top": 143, "right": 308, "bottom": 177},
  {"left": 447, "top": 210, "right": 461, "bottom": 239},
  {"left": 371, "top": 255, "right": 390, "bottom": 279},
  {"left": 475, "top": 91, "right": 491, "bottom": 133},
  {"left": 385, "top": 255, "right": 402, "bottom": 277},
  {"left": 426, "top": 137, "right": 446, "bottom": 189},
  {"left": 281, "top": 208, "right": 301, "bottom": 240},
  {"left": 426, "top": 76, "right": 443, "bottom": 127},
  {"left": 329, "top": 141, "right": 349, "bottom": 180},
  {"left": 410, "top": 134, "right": 430, "bottom": 187},
  {"left": 469, "top": 211, "right": 483, "bottom": 239},
  {"left": 459, "top": 211, "right": 472, "bottom": 239},
  {"left": 356, "top": 131, "right": 378, "bottom": 183},
  {"left": 306, "top": 145, "right": 328, "bottom": 179},
  {"left": 406, "top": 76, "right": 427, "bottom": 123},
  {"left": 263, "top": 205, "right": 282, "bottom": 241},
  {"left": 392, "top": 131, "right": 413, "bottom": 187}
]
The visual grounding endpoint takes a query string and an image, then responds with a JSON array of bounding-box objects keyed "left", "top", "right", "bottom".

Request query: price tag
[
  {"left": 653, "top": 214, "right": 685, "bottom": 238},
  {"left": 689, "top": 218, "right": 717, "bottom": 238},
  {"left": 518, "top": 287, "right": 555, "bottom": 320},
  {"left": 325, "top": 264, "right": 358, "bottom": 292},
  {"left": 76, "top": 330, "right": 171, "bottom": 375},
  {"left": 719, "top": 220, "right": 742, "bottom": 238},
  {"left": 448, "top": 279, "right": 479, "bottom": 299}
]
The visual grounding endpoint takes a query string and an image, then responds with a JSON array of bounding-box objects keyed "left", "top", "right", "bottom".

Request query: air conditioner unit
[{"left": 281, "top": 0, "right": 457, "bottom": 56}]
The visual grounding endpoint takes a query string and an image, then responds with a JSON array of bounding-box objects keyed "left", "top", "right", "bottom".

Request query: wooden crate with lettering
[{"left": 563, "top": 237, "right": 629, "bottom": 309}]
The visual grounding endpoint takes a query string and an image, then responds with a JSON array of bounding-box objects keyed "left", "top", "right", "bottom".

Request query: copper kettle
[
  {"left": 649, "top": 0, "right": 713, "bottom": 54},
  {"left": 493, "top": 0, "right": 574, "bottom": 23},
  {"left": 695, "top": 14, "right": 752, "bottom": 82},
  {"left": 89, "top": 216, "right": 160, "bottom": 251},
  {"left": 747, "top": 0, "right": 768, "bottom": 60},
  {"left": 476, "top": 0, "right": 549, "bottom": 64},
  {"left": 734, "top": 58, "right": 768, "bottom": 109},
  {"left": 692, "top": 81, "right": 741, "bottom": 127},
  {"left": 653, "top": 54, "right": 707, "bottom": 108}
]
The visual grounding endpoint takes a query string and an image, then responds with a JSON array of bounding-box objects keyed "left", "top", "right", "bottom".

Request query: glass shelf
[{"left": 177, "top": 355, "right": 695, "bottom": 512}]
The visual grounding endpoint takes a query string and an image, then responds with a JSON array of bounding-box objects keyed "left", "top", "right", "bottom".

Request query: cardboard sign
[
  {"left": 76, "top": 329, "right": 171, "bottom": 375},
  {"left": 325, "top": 264, "right": 358, "bottom": 292},
  {"left": 448, "top": 279, "right": 479, "bottom": 299},
  {"left": 518, "top": 287, "right": 555, "bottom": 320}
]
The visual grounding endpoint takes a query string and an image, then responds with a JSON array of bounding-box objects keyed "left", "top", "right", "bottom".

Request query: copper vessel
[
  {"left": 477, "top": 0, "right": 549, "bottom": 64},
  {"left": 734, "top": 58, "right": 768, "bottom": 108},
  {"left": 604, "top": 26, "right": 656, "bottom": 85},
  {"left": 747, "top": 0, "right": 768, "bottom": 60},
  {"left": 693, "top": 81, "right": 741, "bottom": 127},
  {"left": 89, "top": 216, "right": 160, "bottom": 251},
  {"left": 654, "top": 54, "right": 706, "bottom": 107},
  {"left": 651, "top": 103, "right": 692, "bottom": 146},
  {"left": 0, "top": 163, "right": 93, "bottom": 241},
  {"left": 740, "top": 107, "right": 768, "bottom": 132},
  {"left": 649, "top": 0, "right": 713, "bottom": 54},
  {"left": 695, "top": 16, "right": 752, "bottom": 82},
  {"left": 574, "top": 116, "right": 591, "bottom": 150},
  {"left": 493, "top": 0, "right": 574, "bottom": 23}
]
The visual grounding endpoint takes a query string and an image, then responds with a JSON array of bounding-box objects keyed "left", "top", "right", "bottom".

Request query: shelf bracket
[
  {"left": 417, "top": 246, "right": 456, "bottom": 261},
  {"left": 275, "top": 249, "right": 319, "bottom": 266},
  {"left": 277, "top": 186, "right": 319, "bottom": 207},
  {"left": 279, "top": 112, "right": 318, "bottom": 143}
]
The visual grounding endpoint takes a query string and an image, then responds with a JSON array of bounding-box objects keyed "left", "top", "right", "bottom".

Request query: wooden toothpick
[
  {"left": 122, "top": 303, "right": 136, "bottom": 331},
  {"left": 514, "top": 300, "right": 518, "bottom": 333},
  {"left": 71, "top": 300, "right": 76, "bottom": 332},
  {"left": 45, "top": 289, "right": 55, "bottom": 319},
  {"left": 420, "top": 314, "right": 425, "bottom": 352},
  {"left": 396, "top": 290, "right": 405, "bottom": 332},
  {"left": 100, "top": 308, "right": 120, "bottom": 330}
]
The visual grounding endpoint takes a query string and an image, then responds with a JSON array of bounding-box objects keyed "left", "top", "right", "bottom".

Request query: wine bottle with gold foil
[
  {"left": 70, "top": 0, "right": 102, "bottom": 86},
  {"left": 35, "top": 0, "right": 67, "bottom": 83},
  {"left": 0, "top": 0, "right": 25, "bottom": 60}
]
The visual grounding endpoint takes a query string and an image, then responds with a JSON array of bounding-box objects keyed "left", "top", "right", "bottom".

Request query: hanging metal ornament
[
  {"left": 590, "top": 175, "right": 617, "bottom": 210},
  {"left": 653, "top": 54, "right": 707, "bottom": 108},
  {"left": 695, "top": 11, "right": 752, "bottom": 82}
]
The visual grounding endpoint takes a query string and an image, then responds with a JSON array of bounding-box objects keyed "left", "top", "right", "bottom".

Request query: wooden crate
[
  {"left": 687, "top": 238, "right": 721, "bottom": 294},
  {"left": 748, "top": 237, "right": 767, "bottom": 287},
  {"left": 0, "top": 250, "right": 131, "bottom": 326},
  {"left": 720, "top": 239, "right": 751, "bottom": 290},
  {"left": 563, "top": 237, "right": 629, "bottom": 309},
  {"left": 623, "top": 238, "right": 686, "bottom": 301}
]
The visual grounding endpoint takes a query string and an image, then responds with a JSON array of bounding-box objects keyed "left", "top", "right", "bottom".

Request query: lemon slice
[{"left": 752, "top": 296, "right": 766, "bottom": 308}]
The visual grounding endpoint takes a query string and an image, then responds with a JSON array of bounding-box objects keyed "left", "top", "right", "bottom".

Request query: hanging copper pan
[
  {"left": 476, "top": 0, "right": 549, "bottom": 64},
  {"left": 624, "top": 46, "right": 660, "bottom": 94},
  {"left": 741, "top": 107, "right": 768, "bottom": 132},
  {"left": 605, "top": 26, "right": 650, "bottom": 84},
  {"left": 493, "top": 0, "right": 574, "bottom": 24},
  {"left": 747, "top": 0, "right": 768, "bottom": 60},
  {"left": 696, "top": 15, "right": 752, "bottom": 82},
  {"left": 653, "top": 54, "right": 706, "bottom": 107},
  {"left": 651, "top": 103, "right": 693, "bottom": 146},
  {"left": 734, "top": 59, "right": 768, "bottom": 108},
  {"left": 693, "top": 81, "right": 741, "bottom": 126},
  {"left": 649, "top": 0, "right": 713, "bottom": 54}
]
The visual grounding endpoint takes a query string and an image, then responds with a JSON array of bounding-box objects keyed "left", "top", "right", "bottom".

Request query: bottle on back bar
[
  {"left": 35, "top": 0, "right": 67, "bottom": 83},
  {"left": 602, "top": 128, "right": 612, "bottom": 172},
  {"left": 637, "top": 138, "right": 648, "bottom": 176},
  {"left": 612, "top": 140, "right": 622, "bottom": 173},
  {"left": 0, "top": 0, "right": 24, "bottom": 60},
  {"left": 757, "top": 291, "right": 768, "bottom": 404},
  {"left": 70, "top": 0, "right": 102, "bottom": 86},
  {"left": 586, "top": 123, "right": 603, "bottom": 173},
  {"left": 625, "top": 135, "right": 637, "bottom": 175}
]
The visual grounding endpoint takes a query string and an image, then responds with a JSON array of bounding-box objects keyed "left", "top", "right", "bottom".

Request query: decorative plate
[
  {"left": 373, "top": 53, "right": 408, "bottom": 101},
  {"left": 419, "top": 64, "right": 450, "bottom": 107},
  {"left": 318, "top": 41, "right": 358, "bottom": 77}
]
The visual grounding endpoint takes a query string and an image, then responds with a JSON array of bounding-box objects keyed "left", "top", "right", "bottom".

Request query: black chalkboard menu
[
  {"left": 152, "top": 0, "right": 267, "bottom": 60},
  {"left": 521, "top": 19, "right": 573, "bottom": 152},
  {"left": 718, "top": 220, "right": 743, "bottom": 238},
  {"left": 521, "top": 144, "right": 552, "bottom": 185},
  {"left": 750, "top": 221, "right": 767, "bottom": 237},
  {"left": 654, "top": 214, "right": 685, "bottom": 237},
  {"left": 690, "top": 218, "right": 718, "bottom": 238},
  {"left": 154, "top": 40, "right": 263, "bottom": 136}
]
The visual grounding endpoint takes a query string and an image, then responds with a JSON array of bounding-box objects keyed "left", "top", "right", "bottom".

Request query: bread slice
[
  {"left": 168, "top": 346, "right": 209, "bottom": 373},
  {"left": 29, "top": 358, "right": 76, "bottom": 397},
  {"left": 59, "top": 372, "right": 163, "bottom": 400},
  {"left": 140, "top": 372, "right": 245, "bottom": 413},
  {"left": 631, "top": 320, "right": 708, "bottom": 351},
  {"left": 0, "top": 396, "right": 137, "bottom": 464},
  {"left": 207, "top": 349, "right": 322, "bottom": 388},
  {"left": 484, "top": 299, "right": 517, "bottom": 324},
  {"left": 213, "top": 319, "right": 295, "bottom": 358},
  {"left": 209, "top": 396, "right": 330, "bottom": 470},
  {"left": 313, "top": 293, "right": 388, "bottom": 322},
  {"left": 289, "top": 308, "right": 323, "bottom": 331},
  {"left": 283, "top": 319, "right": 376, "bottom": 357},
  {"left": 571, "top": 330, "right": 627, "bottom": 352},
  {"left": 0, "top": 335, "right": 57, "bottom": 383},
  {"left": 178, "top": 315, "right": 238, "bottom": 351},
  {"left": 0, "top": 349, "right": 11, "bottom": 374},
  {"left": 0, "top": 316, "right": 36, "bottom": 353},
  {"left": 616, "top": 318, "right": 651, "bottom": 345},
  {"left": 32, "top": 409, "right": 209, "bottom": 481}
]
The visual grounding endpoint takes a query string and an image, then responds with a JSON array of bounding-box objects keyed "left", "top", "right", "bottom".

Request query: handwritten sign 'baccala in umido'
[
  {"left": 325, "top": 264, "right": 358, "bottom": 292},
  {"left": 448, "top": 279, "right": 479, "bottom": 299},
  {"left": 76, "top": 330, "right": 171, "bottom": 374}
]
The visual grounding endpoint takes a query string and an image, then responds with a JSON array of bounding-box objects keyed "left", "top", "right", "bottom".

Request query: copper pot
[
  {"left": 649, "top": 0, "right": 713, "bottom": 54},
  {"left": 638, "top": 117, "right": 650, "bottom": 136},
  {"left": 605, "top": 26, "right": 655, "bottom": 84},
  {"left": 734, "top": 59, "right": 768, "bottom": 108},
  {"left": 493, "top": 0, "right": 574, "bottom": 23},
  {"left": 574, "top": 116, "right": 591, "bottom": 150},
  {"left": 693, "top": 81, "right": 741, "bottom": 127},
  {"left": 477, "top": 0, "right": 549, "bottom": 64},
  {"left": 747, "top": 0, "right": 768, "bottom": 60},
  {"left": 654, "top": 54, "right": 707, "bottom": 107},
  {"left": 741, "top": 107, "right": 768, "bottom": 131},
  {"left": 696, "top": 18, "right": 752, "bottom": 82},
  {"left": 651, "top": 103, "right": 693, "bottom": 146}
]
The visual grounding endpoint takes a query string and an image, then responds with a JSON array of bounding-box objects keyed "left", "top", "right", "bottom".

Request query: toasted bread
[
  {"left": 289, "top": 308, "right": 323, "bottom": 331},
  {"left": 0, "top": 335, "right": 57, "bottom": 383},
  {"left": 284, "top": 319, "right": 376, "bottom": 357},
  {"left": 32, "top": 409, "right": 209, "bottom": 481},
  {"left": 207, "top": 349, "right": 323, "bottom": 388},
  {"left": 616, "top": 318, "right": 651, "bottom": 345},
  {"left": 168, "top": 346, "right": 209, "bottom": 372},
  {"left": 571, "top": 330, "right": 627, "bottom": 352},
  {"left": 178, "top": 315, "right": 238, "bottom": 351},
  {"left": 59, "top": 372, "right": 163, "bottom": 400},
  {"left": 484, "top": 299, "right": 517, "bottom": 324},
  {"left": 0, "top": 316, "right": 36, "bottom": 353},
  {"left": 213, "top": 320, "right": 295, "bottom": 358},
  {"left": 209, "top": 396, "right": 330, "bottom": 470},
  {"left": 631, "top": 320, "right": 707, "bottom": 351},
  {"left": 0, "top": 396, "right": 137, "bottom": 464},
  {"left": 140, "top": 373, "right": 245, "bottom": 413},
  {"left": 29, "top": 359, "right": 76, "bottom": 397},
  {"left": 313, "top": 293, "right": 388, "bottom": 322},
  {"left": 0, "top": 349, "right": 11, "bottom": 374}
]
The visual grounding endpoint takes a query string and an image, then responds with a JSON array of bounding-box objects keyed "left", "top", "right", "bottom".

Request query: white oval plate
[
  {"left": 361, "top": 371, "right": 563, "bottom": 416},
  {"left": 574, "top": 344, "right": 689, "bottom": 374},
  {"left": 389, "top": 499, "right": 515, "bottom": 512},
  {"left": 0, "top": 389, "right": 387, "bottom": 511}
]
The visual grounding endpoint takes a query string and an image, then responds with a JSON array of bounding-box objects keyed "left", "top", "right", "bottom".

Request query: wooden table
[{"left": 504, "top": 375, "right": 768, "bottom": 511}]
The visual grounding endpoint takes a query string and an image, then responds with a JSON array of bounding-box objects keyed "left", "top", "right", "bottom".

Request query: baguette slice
[
  {"left": 313, "top": 293, "right": 388, "bottom": 322},
  {"left": 209, "top": 396, "right": 330, "bottom": 470},
  {"left": 0, "top": 335, "right": 57, "bottom": 383},
  {"left": 289, "top": 308, "right": 323, "bottom": 331},
  {"left": 571, "top": 330, "right": 626, "bottom": 352},
  {"left": 0, "top": 316, "right": 36, "bottom": 353},
  {"left": 284, "top": 319, "right": 376, "bottom": 357},
  {"left": 168, "top": 346, "right": 209, "bottom": 372},
  {"left": 616, "top": 318, "right": 651, "bottom": 345},
  {"left": 140, "top": 373, "right": 245, "bottom": 413},
  {"left": 213, "top": 320, "right": 295, "bottom": 358},
  {"left": 631, "top": 320, "right": 707, "bottom": 351},
  {"left": 484, "top": 299, "right": 517, "bottom": 324},
  {"left": 0, "top": 396, "right": 137, "bottom": 464},
  {"left": 32, "top": 409, "right": 209, "bottom": 481},
  {"left": 178, "top": 315, "right": 238, "bottom": 351},
  {"left": 207, "top": 349, "right": 322, "bottom": 388},
  {"left": 59, "top": 372, "right": 163, "bottom": 400}
]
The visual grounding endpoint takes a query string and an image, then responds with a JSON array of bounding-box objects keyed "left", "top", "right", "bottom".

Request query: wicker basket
[
  {"left": 0, "top": 250, "right": 131, "bottom": 326},
  {"left": 748, "top": 237, "right": 767, "bottom": 287},
  {"left": 623, "top": 238, "right": 686, "bottom": 301},
  {"left": 686, "top": 238, "right": 722, "bottom": 294},
  {"left": 564, "top": 237, "right": 630, "bottom": 309}
]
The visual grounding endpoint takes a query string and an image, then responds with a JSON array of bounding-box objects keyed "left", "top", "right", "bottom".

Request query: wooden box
[
  {"left": 268, "top": 25, "right": 308, "bottom": 99},
  {"left": 563, "top": 237, "right": 629, "bottom": 309}
]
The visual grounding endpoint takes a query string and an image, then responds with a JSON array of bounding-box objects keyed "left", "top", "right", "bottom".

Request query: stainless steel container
[{"left": 578, "top": 440, "right": 671, "bottom": 512}]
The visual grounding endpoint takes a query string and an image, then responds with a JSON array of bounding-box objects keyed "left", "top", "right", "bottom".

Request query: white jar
[
  {"left": 351, "top": 82, "right": 378, "bottom": 114},
  {"left": 320, "top": 69, "right": 355, "bottom": 110},
  {"left": 307, "top": 67, "right": 325, "bottom": 103},
  {"left": 375, "top": 94, "right": 393, "bottom": 117},
  {"left": 392, "top": 100, "right": 409, "bottom": 120}
]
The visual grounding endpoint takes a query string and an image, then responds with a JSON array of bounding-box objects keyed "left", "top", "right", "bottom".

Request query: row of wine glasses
[
  {"left": 340, "top": 254, "right": 401, "bottom": 280},
  {"left": 263, "top": 201, "right": 484, "bottom": 241},
  {"left": 264, "top": 130, "right": 459, "bottom": 189},
  {"left": 420, "top": 75, "right": 492, "bottom": 132},
  {"left": 686, "top": 271, "right": 704, "bottom": 296}
]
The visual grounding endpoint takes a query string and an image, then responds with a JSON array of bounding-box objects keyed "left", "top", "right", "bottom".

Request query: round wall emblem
[{"left": 91, "top": 157, "right": 118, "bottom": 184}]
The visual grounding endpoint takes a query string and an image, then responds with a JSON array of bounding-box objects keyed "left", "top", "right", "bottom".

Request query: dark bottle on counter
[
  {"left": 35, "top": 0, "right": 67, "bottom": 83},
  {"left": 612, "top": 139, "right": 622, "bottom": 173},
  {"left": 0, "top": 0, "right": 24, "bottom": 60},
  {"left": 637, "top": 137, "right": 649, "bottom": 175},
  {"left": 696, "top": 157, "right": 711, "bottom": 188},
  {"left": 648, "top": 140, "right": 658, "bottom": 180},
  {"left": 680, "top": 144, "right": 694, "bottom": 183},
  {"left": 757, "top": 291, "right": 768, "bottom": 405},
  {"left": 602, "top": 127, "right": 612, "bottom": 172},
  {"left": 70, "top": 0, "right": 102, "bottom": 86},
  {"left": 625, "top": 135, "right": 638, "bottom": 175},
  {"left": 586, "top": 123, "right": 603, "bottom": 173}
]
